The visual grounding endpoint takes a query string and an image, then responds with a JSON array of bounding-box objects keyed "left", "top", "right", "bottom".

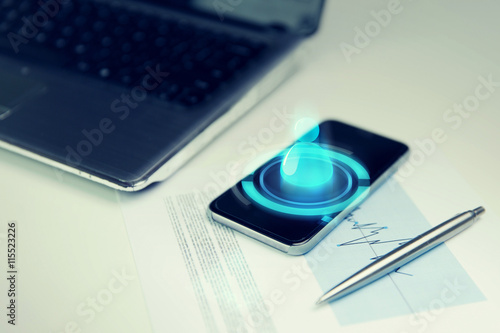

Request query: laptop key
[
  {"left": 226, "top": 44, "right": 252, "bottom": 57},
  {"left": 0, "top": 0, "right": 268, "bottom": 107}
]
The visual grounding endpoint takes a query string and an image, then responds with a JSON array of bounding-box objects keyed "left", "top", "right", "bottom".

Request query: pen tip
[
  {"left": 316, "top": 295, "right": 328, "bottom": 305},
  {"left": 473, "top": 206, "right": 485, "bottom": 216}
]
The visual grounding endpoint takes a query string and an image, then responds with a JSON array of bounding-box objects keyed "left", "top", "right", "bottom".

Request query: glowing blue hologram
[
  {"left": 281, "top": 142, "right": 333, "bottom": 187},
  {"left": 242, "top": 145, "right": 371, "bottom": 216},
  {"left": 282, "top": 118, "right": 334, "bottom": 188},
  {"left": 294, "top": 117, "right": 320, "bottom": 142},
  {"left": 242, "top": 118, "right": 371, "bottom": 216},
  {"left": 242, "top": 181, "right": 369, "bottom": 216},
  {"left": 263, "top": 159, "right": 353, "bottom": 205}
]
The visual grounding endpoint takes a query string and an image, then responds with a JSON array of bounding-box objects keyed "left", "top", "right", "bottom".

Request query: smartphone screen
[{"left": 209, "top": 120, "right": 408, "bottom": 254}]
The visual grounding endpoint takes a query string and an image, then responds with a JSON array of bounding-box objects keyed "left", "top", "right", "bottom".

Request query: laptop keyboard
[{"left": 0, "top": 0, "right": 268, "bottom": 106}]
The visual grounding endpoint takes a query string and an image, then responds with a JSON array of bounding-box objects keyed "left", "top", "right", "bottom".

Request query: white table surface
[{"left": 1, "top": 1, "right": 499, "bottom": 332}]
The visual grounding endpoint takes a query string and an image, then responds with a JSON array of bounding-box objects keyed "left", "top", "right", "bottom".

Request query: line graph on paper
[
  {"left": 336, "top": 208, "right": 415, "bottom": 276},
  {"left": 305, "top": 181, "right": 485, "bottom": 325}
]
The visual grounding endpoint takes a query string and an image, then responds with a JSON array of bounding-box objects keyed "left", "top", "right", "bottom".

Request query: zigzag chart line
[{"left": 337, "top": 209, "right": 413, "bottom": 276}]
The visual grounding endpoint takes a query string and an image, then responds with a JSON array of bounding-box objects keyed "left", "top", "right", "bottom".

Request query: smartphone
[{"left": 209, "top": 120, "right": 409, "bottom": 255}]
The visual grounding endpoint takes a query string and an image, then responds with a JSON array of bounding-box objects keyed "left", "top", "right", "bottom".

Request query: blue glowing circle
[
  {"left": 242, "top": 145, "right": 370, "bottom": 216},
  {"left": 260, "top": 160, "right": 353, "bottom": 206},
  {"left": 281, "top": 142, "right": 333, "bottom": 187}
]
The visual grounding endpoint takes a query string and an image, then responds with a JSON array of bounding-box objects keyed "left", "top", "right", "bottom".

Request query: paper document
[
  {"left": 163, "top": 193, "right": 276, "bottom": 332},
  {"left": 120, "top": 171, "right": 488, "bottom": 333},
  {"left": 306, "top": 181, "right": 484, "bottom": 325}
]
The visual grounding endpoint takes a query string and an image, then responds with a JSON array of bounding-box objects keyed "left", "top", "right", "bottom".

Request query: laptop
[{"left": 0, "top": 0, "right": 324, "bottom": 191}]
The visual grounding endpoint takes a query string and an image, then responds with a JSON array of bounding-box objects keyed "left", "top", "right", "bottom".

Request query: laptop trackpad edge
[{"left": 0, "top": 71, "right": 46, "bottom": 120}]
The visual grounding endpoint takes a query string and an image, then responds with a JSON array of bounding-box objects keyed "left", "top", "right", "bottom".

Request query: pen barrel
[
  {"left": 318, "top": 208, "right": 483, "bottom": 303},
  {"left": 386, "top": 210, "right": 478, "bottom": 266},
  {"left": 361, "top": 210, "right": 479, "bottom": 279}
]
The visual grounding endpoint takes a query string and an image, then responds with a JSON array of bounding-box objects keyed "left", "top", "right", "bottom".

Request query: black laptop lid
[{"left": 144, "top": 0, "right": 325, "bottom": 35}]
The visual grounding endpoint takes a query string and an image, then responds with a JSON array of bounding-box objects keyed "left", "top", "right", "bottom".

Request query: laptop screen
[{"left": 146, "top": 0, "right": 324, "bottom": 35}]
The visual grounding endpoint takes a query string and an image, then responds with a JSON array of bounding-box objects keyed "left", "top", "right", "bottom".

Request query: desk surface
[{"left": 1, "top": 1, "right": 499, "bottom": 332}]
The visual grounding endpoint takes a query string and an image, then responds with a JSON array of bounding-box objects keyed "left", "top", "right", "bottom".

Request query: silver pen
[{"left": 316, "top": 206, "right": 485, "bottom": 305}]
